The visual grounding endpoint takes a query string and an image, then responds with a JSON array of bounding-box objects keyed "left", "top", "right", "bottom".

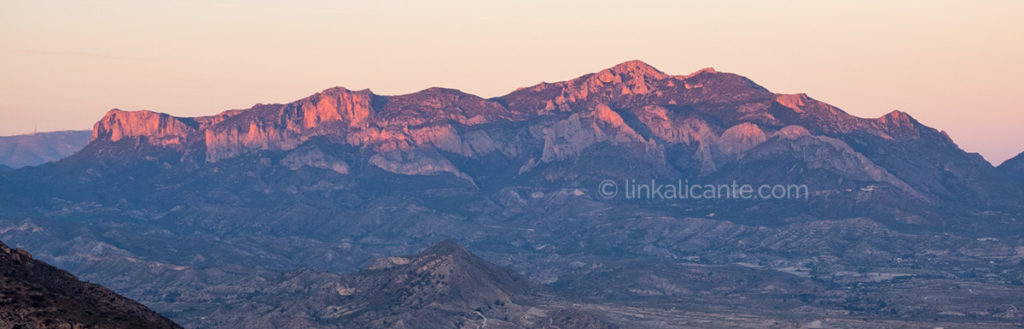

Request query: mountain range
[
  {"left": 1, "top": 60, "right": 1023, "bottom": 328},
  {"left": 0, "top": 130, "right": 91, "bottom": 169},
  {"left": 76, "top": 61, "right": 1023, "bottom": 215}
]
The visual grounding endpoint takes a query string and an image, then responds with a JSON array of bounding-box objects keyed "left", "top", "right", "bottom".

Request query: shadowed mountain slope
[{"left": 0, "top": 240, "right": 181, "bottom": 329}]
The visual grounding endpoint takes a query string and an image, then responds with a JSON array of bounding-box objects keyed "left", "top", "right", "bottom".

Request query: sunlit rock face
[
  {"left": 201, "top": 88, "right": 376, "bottom": 161},
  {"left": 93, "top": 109, "right": 198, "bottom": 146},
  {"left": 718, "top": 122, "right": 767, "bottom": 156}
]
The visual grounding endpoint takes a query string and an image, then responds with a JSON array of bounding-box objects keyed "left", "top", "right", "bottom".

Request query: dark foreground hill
[{"left": 0, "top": 240, "right": 181, "bottom": 329}]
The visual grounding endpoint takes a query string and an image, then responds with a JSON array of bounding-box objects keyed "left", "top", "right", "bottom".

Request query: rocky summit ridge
[
  {"left": 82, "top": 60, "right": 1013, "bottom": 211},
  {"left": 91, "top": 60, "right": 928, "bottom": 163}
]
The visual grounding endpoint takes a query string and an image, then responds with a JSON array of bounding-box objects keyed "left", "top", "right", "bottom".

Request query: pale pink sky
[{"left": 1, "top": 1, "right": 1022, "bottom": 164}]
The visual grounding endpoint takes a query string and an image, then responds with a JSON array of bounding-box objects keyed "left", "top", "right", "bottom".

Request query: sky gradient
[{"left": 1, "top": 0, "right": 1022, "bottom": 164}]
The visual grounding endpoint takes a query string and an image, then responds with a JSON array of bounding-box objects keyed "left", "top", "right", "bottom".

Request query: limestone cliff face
[
  {"left": 280, "top": 145, "right": 350, "bottom": 174},
  {"left": 535, "top": 104, "right": 647, "bottom": 162},
  {"left": 775, "top": 93, "right": 809, "bottom": 113},
  {"left": 203, "top": 88, "right": 376, "bottom": 161},
  {"left": 718, "top": 122, "right": 768, "bottom": 156},
  {"left": 92, "top": 109, "right": 197, "bottom": 146},
  {"left": 630, "top": 105, "right": 715, "bottom": 145},
  {"left": 369, "top": 148, "right": 470, "bottom": 180},
  {"left": 195, "top": 88, "right": 524, "bottom": 179}
]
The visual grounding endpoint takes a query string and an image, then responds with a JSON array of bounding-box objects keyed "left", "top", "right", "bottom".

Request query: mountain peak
[
  {"left": 416, "top": 239, "right": 475, "bottom": 263},
  {"left": 878, "top": 110, "right": 915, "bottom": 126},
  {"left": 413, "top": 86, "right": 467, "bottom": 95},
  {"left": 605, "top": 59, "right": 669, "bottom": 80},
  {"left": 405, "top": 240, "right": 519, "bottom": 288},
  {"left": 318, "top": 86, "right": 372, "bottom": 97},
  {"left": 287, "top": 240, "right": 612, "bottom": 329},
  {"left": 776, "top": 93, "right": 810, "bottom": 112},
  {"left": 353, "top": 239, "right": 535, "bottom": 313},
  {"left": 677, "top": 67, "right": 719, "bottom": 79},
  {"left": 610, "top": 59, "right": 657, "bottom": 70}
]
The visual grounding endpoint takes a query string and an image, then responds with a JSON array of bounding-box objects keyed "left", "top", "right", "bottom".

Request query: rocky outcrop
[
  {"left": 92, "top": 109, "right": 197, "bottom": 146},
  {"left": 718, "top": 122, "right": 767, "bottom": 156},
  {"left": 369, "top": 148, "right": 470, "bottom": 180},
  {"left": 629, "top": 105, "right": 708, "bottom": 145},
  {"left": 500, "top": 60, "right": 682, "bottom": 115},
  {"left": 280, "top": 145, "right": 349, "bottom": 174},
  {"left": 202, "top": 88, "right": 375, "bottom": 161},
  {"left": 774, "top": 125, "right": 812, "bottom": 139},
  {"left": 535, "top": 104, "right": 646, "bottom": 162},
  {"left": 776, "top": 93, "right": 809, "bottom": 113}
]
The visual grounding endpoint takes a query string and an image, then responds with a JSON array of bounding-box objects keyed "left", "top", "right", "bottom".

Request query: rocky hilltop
[
  {"left": 212, "top": 240, "right": 616, "bottom": 329},
  {"left": 0, "top": 240, "right": 181, "bottom": 329}
]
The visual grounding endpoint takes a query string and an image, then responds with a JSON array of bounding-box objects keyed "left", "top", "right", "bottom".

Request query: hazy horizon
[{"left": 2, "top": 0, "right": 1021, "bottom": 164}]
